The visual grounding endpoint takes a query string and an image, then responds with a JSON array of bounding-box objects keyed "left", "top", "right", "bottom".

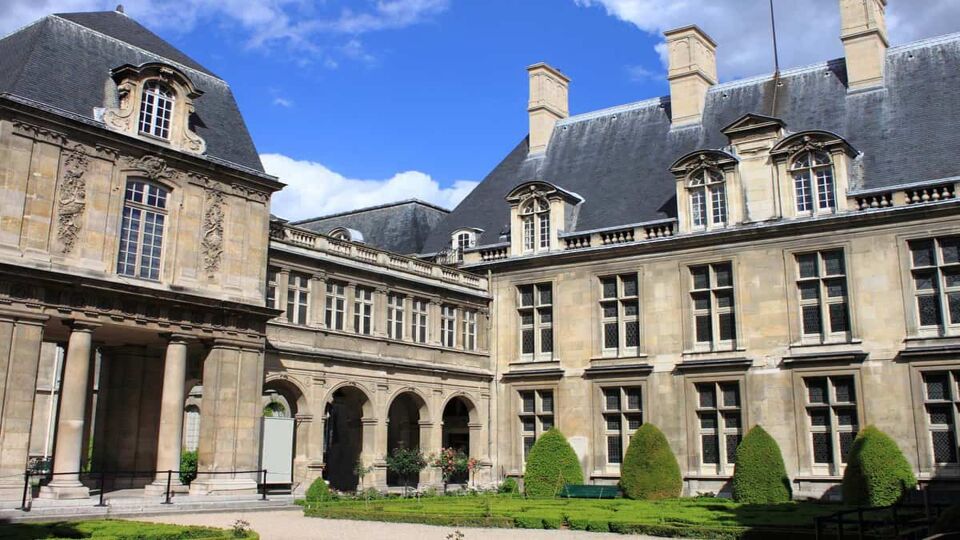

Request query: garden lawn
[
  {"left": 304, "top": 495, "right": 844, "bottom": 539},
  {"left": 0, "top": 519, "right": 257, "bottom": 539}
]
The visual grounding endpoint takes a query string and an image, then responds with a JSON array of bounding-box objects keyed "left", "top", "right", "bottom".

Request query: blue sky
[{"left": 3, "top": 0, "right": 958, "bottom": 219}]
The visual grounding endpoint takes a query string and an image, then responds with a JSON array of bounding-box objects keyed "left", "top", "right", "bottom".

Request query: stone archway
[
  {"left": 442, "top": 396, "right": 477, "bottom": 484},
  {"left": 386, "top": 391, "right": 429, "bottom": 487},
  {"left": 323, "top": 386, "right": 370, "bottom": 491}
]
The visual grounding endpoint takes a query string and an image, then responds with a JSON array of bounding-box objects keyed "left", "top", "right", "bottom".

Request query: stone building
[{"left": 2, "top": 0, "right": 960, "bottom": 504}]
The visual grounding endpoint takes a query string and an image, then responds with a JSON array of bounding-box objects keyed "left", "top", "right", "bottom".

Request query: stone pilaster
[
  {"left": 189, "top": 339, "right": 264, "bottom": 495},
  {"left": 145, "top": 334, "right": 190, "bottom": 496},
  {"left": 41, "top": 321, "right": 98, "bottom": 500},
  {"left": 0, "top": 315, "right": 46, "bottom": 502}
]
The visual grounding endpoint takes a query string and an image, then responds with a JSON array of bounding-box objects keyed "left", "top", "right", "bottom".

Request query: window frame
[
  {"left": 517, "top": 282, "right": 554, "bottom": 361},
  {"left": 266, "top": 267, "right": 280, "bottom": 310},
  {"left": 598, "top": 385, "right": 644, "bottom": 468},
  {"left": 906, "top": 235, "right": 960, "bottom": 337},
  {"left": 353, "top": 286, "right": 374, "bottom": 335},
  {"left": 411, "top": 297, "right": 429, "bottom": 344},
  {"left": 686, "top": 168, "right": 728, "bottom": 230},
  {"left": 285, "top": 272, "right": 311, "bottom": 325},
  {"left": 791, "top": 368, "right": 863, "bottom": 477},
  {"left": 598, "top": 273, "right": 641, "bottom": 358},
  {"left": 520, "top": 197, "right": 551, "bottom": 254},
  {"left": 683, "top": 373, "right": 748, "bottom": 477},
  {"left": 138, "top": 80, "right": 176, "bottom": 140},
  {"left": 790, "top": 150, "right": 837, "bottom": 216},
  {"left": 324, "top": 281, "right": 347, "bottom": 331},
  {"left": 517, "top": 388, "right": 556, "bottom": 464},
  {"left": 694, "top": 381, "right": 743, "bottom": 474},
  {"left": 686, "top": 262, "right": 738, "bottom": 352},
  {"left": 909, "top": 361, "right": 960, "bottom": 475},
  {"left": 387, "top": 293, "right": 405, "bottom": 340},
  {"left": 116, "top": 179, "right": 169, "bottom": 281},
  {"left": 461, "top": 309, "right": 478, "bottom": 351},
  {"left": 794, "top": 249, "right": 852, "bottom": 344},
  {"left": 440, "top": 304, "right": 458, "bottom": 348}
]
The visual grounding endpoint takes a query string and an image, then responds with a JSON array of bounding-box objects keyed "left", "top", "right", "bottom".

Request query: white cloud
[
  {"left": 261, "top": 153, "right": 478, "bottom": 221},
  {"left": 575, "top": 0, "right": 960, "bottom": 80},
  {"left": 625, "top": 64, "right": 657, "bottom": 82},
  {"left": 272, "top": 97, "right": 293, "bottom": 107},
  {"left": 0, "top": 0, "right": 449, "bottom": 65}
]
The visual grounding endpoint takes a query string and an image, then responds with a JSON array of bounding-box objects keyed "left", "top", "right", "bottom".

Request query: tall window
[
  {"left": 600, "top": 274, "right": 640, "bottom": 356},
  {"left": 518, "top": 283, "right": 553, "bottom": 360},
  {"left": 286, "top": 272, "right": 310, "bottom": 325},
  {"left": 792, "top": 151, "right": 835, "bottom": 214},
  {"left": 266, "top": 267, "right": 280, "bottom": 310},
  {"left": 441, "top": 305, "right": 457, "bottom": 347},
  {"left": 117, "top": 180, "right": 168, "bottom": 280},
  {"left": 461, "top": 309, "right": 477, "bottom": 351},
  {"left": 689, "top": 263, "right": 736, "bottom": 349},
  {"left": 353, "top": 287, "right": 374, "bottom": 335},
  {"left": 601, "top": 386, "right": 642, "bottom": 465},
  {"left": 411, "top": 298, "right": 429, "bottom": 343},
  {"left": 387, "top": 293, "right": 405, "bottom": 340},
  {"left": 796, "top": 250, "right": 850, "bottom": 340},
  {"left": 453, "top": 231, "right": 475, "bottom": 252},
  {"left": 521, "top": 198, "right": 551, "bottom": 253},
  {"left": 325, "top": 281, "right": 346, "bottom": 330},
  {"left": 922, "top": 371, "right": 960, "bottom": 465},
  {"left": 687, "top": 168, "right": 727, "bottom": 228},
  {"left": 183, "top": 405, "right": 200, "bottom": 452},
  {"left": 139, "top": 81, "right": 174, "bottom": 139},
  {"left": 804, "top": 375, "right": 858, "bottom": 469},
  {"left": 519, "top": 389, "right": 554, "bottom": 461},
  {"left": 909, "top": 236, "right": 960, "bottom": 332},
  {"left": 695, "top": 382, "right": 742, "bottom": 471}
]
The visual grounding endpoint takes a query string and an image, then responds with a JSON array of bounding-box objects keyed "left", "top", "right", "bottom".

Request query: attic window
[
  {"left": 687, "top": 168, "right": 727, "bottom": 229},
  {"left": 453, "top": 231, "right": 476, "bottom": 251},
  {"left": 791, "top": 151, "right": 835, "bottom": 214},
  {"left": 138, "top": 81, "right": 175, "bottom": 139},
  {"left": 521, "top": 197, "right": 551, "bottom": 252}
]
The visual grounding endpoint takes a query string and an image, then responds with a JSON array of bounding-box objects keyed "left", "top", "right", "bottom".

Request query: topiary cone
[
  {"left": 523, "top": 428, "right": 584, "bottom": 498},
  {"left": 842, "top": 425, "right": 917, "bottom": 507},
  {"left": 732, "top": 425, "right": 792, "bottom": 503},
  {"left": 620, "top": 423, "right": 682, "bottom": 500}
]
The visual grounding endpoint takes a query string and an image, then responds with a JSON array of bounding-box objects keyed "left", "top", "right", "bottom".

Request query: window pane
[
  {"left": 807, "top": 378, "right": 828, "bottom": 404},
  {"left": 539, "top": 391, "right": 554, "bottom": 413},
  {"left": 540, "top": 328, "right": 553, "bottom": 353},
  {"left": 538, "top": 285, "right": 552, "bottom": 305},
  {"left": 714, "top": 264, "right": 733, "bottom": 288},
  {"left": 623, "top": 302, "right": 638, "bottom": 317},
  {"left": 725, "top": 434, "right": 741, "bottom": 465},
  {"left": 914, "top": 270, "right": 937, "bottom": 291},
  {"left": 622, "top": 276, "right": 638, "bottom": 297},
  {"left": 604, "top": 323, "right": 619, "bottom": 349},
  {"left": 799, "top": 282, "right": 820, "bottom": 301},
  {"left": 520, "top": 311, "right": 534, "bottom": 325},
  {"left": 601, "top": 278, "right": 617, "bottom": 299},
  {"left": 702, "top": 434, "right": 719, "bottom": 464},
  {"left": 809, "top": 409, "right": 829, "bottom": 427},
  {"left": 691, "top": 267, "right": 710, "bottom": 290},
  {"left": 715, "top": 290, "right": 734, "bottom": 309},
  {"left": 829, "top": 303, "right": 849, "bottom": 333},
  {"left": 523, "top": 437, "right": 536, "bottom": 460},
  {"left": 945, "top": 268, "right": 960, "bottom": 288},
  {"left": 932, "top": 431, "right": 958, "bottom": 463},
  {"left": 604, "top": 388, "right": 620, "bottom": 411},
  {"left": 605, "top": 414, "right": 621, "bottom": 431},
  {"left": 950, "top": 293, "right": 960, "bottom": 325},
  {"left": 626, "top": 414, "right": 643, "bottom": 430},
  {"left": 607, "top": 436, "right": 623, "bottom": 464},
  {"left": 692, "top": 291, "right": 711, "bottom": 311},
  {"left": 522, "top": 329, "right": 534, "bottom": 354},
  {"left": 521, "top": 417, "right": 535, "bottom": 433},
  {"left": 540, "top": 415, "right": 554, "bottom": 431},
  {"left": 802, "top": 305, "right": 823, "bottom": 335},
  {"left": 695, "top": 315, "right": 713, "bottom": 343},
  {"left": 822, "top": 251, "right": 845, "bottom": 276},
  {"left": 925, "top": 373, "right": 950, "bottom": 400},
  {"left": 911, "top": 240, "right": 935, "bottom": 267},
  {"left": 538, "top": 308, "right": 552, "bottom": 324},
  {"left": 941, "top": 238, "right": 960, "bottom": 264},
  {"left": 833, "top": 377, "right": 855, "bottom": 403},
  {"left": 723, "top": 411, "right": 741, "bottom": 429},
  {"left": 602, "top": 302, "right": 618, "bottom": 318},
  {"left": 698, "top": 385, "right": 716, "bottom": 409},
  {"left": 521, "top": 392, "right": 535, "bottom": 413},
  {"left": 699, "top": 413, "right": 717, "bottom": 430},
  {"left": 625, "top": 321, "right": 640, "bottom": 348},
  {"left": 798, "top": 254, "right": 819, "bottom": 279},
  {"left": 839, "top": 432, "right": 856, "bottom": 463},
  {"left": 928, "top": 404, "right": 952, "bottom": 425},
  {"left": 812, "top": 432, "right": 832, "bottom": 464},
  {"left": 626, "top": 388, "right": 641, "bottom": 411},
  {"left": 918, "top": 294, "right": 943, "bottom": 326},
  {"left": 519, "top": 286, "right": 534, "bottom": 307},
  {"left": 718, "top": 313, "right": 736, "bottom": 341},
  {"left": 721, "top": 384, "right": 740, "bottom": 407},
  {"left": 836, "top": 407, "right": 857, "bottom": 427}
]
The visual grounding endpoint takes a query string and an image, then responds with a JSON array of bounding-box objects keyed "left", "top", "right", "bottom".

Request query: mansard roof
[
  {"left": 421, "top": 33, "right": 960, "bottom": 254},
  {"left": 293, "top": 199, "right": 450, "bottom": 255},
  {"left": 0, "top": 11, "right": 263, "bottom": 173}
]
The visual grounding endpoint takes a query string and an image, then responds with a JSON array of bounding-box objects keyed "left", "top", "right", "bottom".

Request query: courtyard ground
[{"left": 141, "top": 509, "right": 664, "bottom": 539}]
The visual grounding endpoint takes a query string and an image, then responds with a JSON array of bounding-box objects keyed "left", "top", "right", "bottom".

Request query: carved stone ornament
[
  {"left": 12, "top": 121, "right": 68, "bottom": 146},
  {"left": 121, "top": 155, "right": 179, "bottom": 182},
  {"left": 56, "top": 144, "right": 90, "bottom": 254},
  {"left": 102, "top": 79, "right": 137, "bottom": 132},
  {"left": 201, "top": 188, "right": 225, "bottom": 272},
  {"left": 785, "top": 135, "right": 827, "bottom": 157}
]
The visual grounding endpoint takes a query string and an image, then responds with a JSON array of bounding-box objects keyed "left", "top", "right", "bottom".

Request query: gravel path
[{"left": 140, "top": 509, "right": 666, "bottom": 540}]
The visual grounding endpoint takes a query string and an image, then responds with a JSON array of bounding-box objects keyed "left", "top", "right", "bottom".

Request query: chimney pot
[
  {"left": 664, "top": 25, "right": 717, "bottom": 126},
  {"left": 527, "top": 63, "right": 569, "bottom": 155}
]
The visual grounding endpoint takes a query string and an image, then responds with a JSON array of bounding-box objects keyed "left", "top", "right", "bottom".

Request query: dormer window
[
  {"left": 452, "top": 230, "right": 476, "bottom": 251},
  {"left": 791, "top": 150, "right": 836, "bottom": 214},
  {"left": 521, "top": 197, "right": 551, "bottom": 252},
  {"left": 687, "top": 168, "right": 727, "bottom": 229},
  {"left": 138, "top": 81, "right": 175, "bottom": 139}
]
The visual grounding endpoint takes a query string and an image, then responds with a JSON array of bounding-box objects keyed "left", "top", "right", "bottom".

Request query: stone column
[
  {"left": 145, "top": 334, "right": 190, "bottom": 496},
  {"left": 363, "top": 417, "right": 386, "bottom": 489},
  {"left": 0, "top": 314, "right": 47, "bottom": 502},
  {"left": 309, "top": 274, "right": 326, "bottom": 329},
  {"left": 189, "top": 339, "right": 264, "bottom": 496},
  {"left": 373, "top": 288, "right": 388, "bottom": 338},
  {"left": 419, "top": 420, "right": 440, "bottom": 488},
  {"left": 41, "top": 321, "right": 97, "bottom": 500}
]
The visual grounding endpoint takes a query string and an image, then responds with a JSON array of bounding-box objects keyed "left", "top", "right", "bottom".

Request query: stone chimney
[
  {"left": 527, "top": 63, "right": 569, "bottom": 155},
  {"left": 664, "top": 25, "right": 717, "bottom": 127},
  {"left": 839, "top": 0, "right": 888, "bottom": 90}
]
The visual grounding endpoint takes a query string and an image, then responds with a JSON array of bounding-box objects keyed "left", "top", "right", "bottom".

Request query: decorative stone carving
[
  {"left": 784, "top": 135, "right": 826, "bottom": 157},
  {"left": 121, "top": 155, "right": 179, "bottom": 182},
  {"left": 102, "top": 79, "right": 137, "bottom": 132},
  {"left": 12, "top": 121, "right": 67, "bottom": 146},
  {"left": 56, "top": 144, "right": 90, "bottom": 254},
  {"left": 201, "top": 188, "right": 225, "bottom": 272}
]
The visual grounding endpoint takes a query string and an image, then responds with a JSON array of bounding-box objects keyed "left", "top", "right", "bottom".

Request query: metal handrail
[{"left": 18, "top": 467, "right": 268, "bottom": 511}]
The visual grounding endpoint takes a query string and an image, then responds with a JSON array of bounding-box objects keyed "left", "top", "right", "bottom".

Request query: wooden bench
[{"left": 558, "top": 484, "right": 621, "bottom": 499}]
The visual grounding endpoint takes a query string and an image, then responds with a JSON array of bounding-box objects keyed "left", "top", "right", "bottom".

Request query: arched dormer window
[
  {"left": 521, "top": 197, "right": 551, "bottom": 252},
  {"left": 451, "top": 228, "right": 480, "bottom": 251},
  {"left": 328, "top": 227, "right": 364, "bottom": 242},
  {"left": 687, "top": 168, "right": 727, "bottom": 228},
  {"left": 138, "top": 81, "right": 175, "bottom": 139},
  {"left": 117, "top": 180, "right": 168, "bottom": 280},
  {"left": 791, "top": 150, "right": 835, "bottom": 214}
]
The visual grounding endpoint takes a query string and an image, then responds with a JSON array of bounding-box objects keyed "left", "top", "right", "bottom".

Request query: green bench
[{"left": 558, "top": 484, "right": 621, "bottom": 499}]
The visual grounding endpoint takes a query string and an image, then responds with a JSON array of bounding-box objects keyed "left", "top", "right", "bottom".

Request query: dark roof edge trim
[
  {"left": 848, "top": 175, "right": 960, "bottom": 196},
  {"left": 782, "top": 351, "right": 868, "bottom": 366}
]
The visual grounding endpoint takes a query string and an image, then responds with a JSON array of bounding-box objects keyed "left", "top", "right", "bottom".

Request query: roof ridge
[
  {"left": 292, "top": 198, "right": 450, "bottom": 224},
  {"left": 50, "top": 13, "right": 226, "bottom": 84}
]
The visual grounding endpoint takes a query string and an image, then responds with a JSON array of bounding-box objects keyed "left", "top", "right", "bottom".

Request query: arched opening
[
  {"left": 386, "top": 392, "right": 427, "bottom": 487},
  {"left": 261, "top": 380, "right": 305, "bottom": 487},
  {"left": 441, "top": 397, "right": 474, "bottom": 484},
  {"left": 323, "top": 386, "right": 368, "bottom": 491}
]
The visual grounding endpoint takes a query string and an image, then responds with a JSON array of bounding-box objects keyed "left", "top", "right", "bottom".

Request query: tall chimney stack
[
  {"left": 527, "top": 63, "right": 569, "bottom": 155},
  {"left": 664, "top": 25, "right": 717, "bottom": 127},
  {"left": 839, "top": 0, "right": 888, "bottom": 90}
]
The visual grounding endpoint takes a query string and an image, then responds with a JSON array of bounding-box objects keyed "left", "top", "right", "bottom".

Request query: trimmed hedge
[
  {"left": 498, "top": 477, "right": 519, "bottom": 494},
  {"left": 620, "top": 423, "right": 681, "bottom": 500},
  {"left": 523, "top": 428, "right": 583, "bottom": 498},
  {"left": 305, "top": 476, "right": 331, "bottom": 502},
  {"left": 0, "top": 520, "right": 258, "bottom": 540},
  {"left": 841, "top": 425, "right": 917, "bottom": 507},
  {"left": 733, "top": 426, "right": 792, "bottom": 503}
]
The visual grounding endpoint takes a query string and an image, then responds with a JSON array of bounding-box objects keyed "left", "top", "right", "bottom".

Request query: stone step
[{"left": 0, "top": 496, "right": 298, "bottom": 523}]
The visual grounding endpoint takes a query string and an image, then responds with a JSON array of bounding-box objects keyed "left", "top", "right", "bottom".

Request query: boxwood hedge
[
  {"left": 841, "top": 425, "right": 917, "bottom": 507},
  {"left": 523, "top": 428, "right": 583, "bottom": 498},
  {"left": 620, "top": 423, "right": 681, "bottom": 500},
  {"left": 732, "top": 425, "right": 792, "bottom": 504}
]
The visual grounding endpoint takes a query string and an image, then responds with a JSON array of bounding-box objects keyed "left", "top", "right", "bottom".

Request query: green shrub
[
  {"left": 523, "top": 428, "right": 583, "bottom": 498},
  {"left": 931, "top": 503, "right": 960, "bottom": 535},
  {"left": 180, "top": 450, "right": 198, "bottom": 485},
  {"left": 732, "top": 426, "right": 791, "bottom": 503},
  {"left": 841, "top": 425, "right": 917, "bottom": 506},
  {"left": 620, "top": 423, "right": 681, "bottom": 500},
  {"left": 305, "top": 476, "right": 331, "bottom": 502},
  {"left": 498, "top": 477, "right": 519, "bottom": 494}
]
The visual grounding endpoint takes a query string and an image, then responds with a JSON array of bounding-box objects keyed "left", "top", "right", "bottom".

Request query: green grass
[
  {"left": 303, "top": 495, "right": 845, "bottom": 539},
  {"left": 0, "top": 519, "right": 258, "bottom": 540}
]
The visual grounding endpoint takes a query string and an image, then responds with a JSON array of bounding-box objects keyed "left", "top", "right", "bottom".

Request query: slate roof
[
  {"left": 0, "top": 11, "right": 264, "bottom": 173},
  {"left": 294, "top": 200, "right": 450, "bottom": 255},
  {"left": 421, "top": 33, "right": 960, "bottom": 254}
]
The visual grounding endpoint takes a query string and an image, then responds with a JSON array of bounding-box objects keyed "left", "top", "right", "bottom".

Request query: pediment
[{"left": 721, "top": 113, "right": 786, "bottom": 138}]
